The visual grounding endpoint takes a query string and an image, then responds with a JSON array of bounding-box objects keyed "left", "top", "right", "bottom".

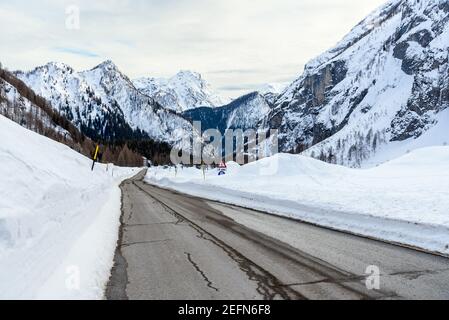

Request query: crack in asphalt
[
  {"left": 185, "top": 252, "right": 219, "bottom": 292},
  {"left": 281, "top": 275, "right": 367, "bottom": 287},
  {"left": 389, "top": 268, "right": 449, "bottom": 280},
  {"left": 283, "top": 267, "right": 449, "bottom": 288},
  {"left": 156, "top": 203, "right": 185, "bottom": 225},
  {"left": 120, "top": 239, "right": 172, "bottom": 248},
  {"left": 126, "top": 197, "right": 134, "bottom": 223},
  {"left": 277, "top": 268, "right": 449, "bottom": 299}
]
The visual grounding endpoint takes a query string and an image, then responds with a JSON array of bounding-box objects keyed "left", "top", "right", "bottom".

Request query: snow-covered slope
[
  {"left": 134, "top": 71, "right": 227, "bottom": 112},
  {"left": 182, "top": 92, "right": 272, "bottom": 134},
  {"left": 15, "top": 61, "right": 194, "bottom": 146},
  {"left": 146, "top": 146, "right": 449, "bottom": 255},
  {"left": 266, "top": 0, "right": 449, "bottom": 167},
  {"left": 0, "top": 114, "right": 136, "bottom": 299},
  {"left": 225, "top": 92, "right": 272, "bottom": 130},
  {"left": 0, "top": 76, "right": 69, "bottom": 139}
]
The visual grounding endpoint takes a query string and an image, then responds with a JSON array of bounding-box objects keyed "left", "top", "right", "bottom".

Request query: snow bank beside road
[
  {"left": 0, "top": 115, "right": 137, "bottom": 299},
  {"left": 146, "top": 147, "right": 449, "bottom": 255}
]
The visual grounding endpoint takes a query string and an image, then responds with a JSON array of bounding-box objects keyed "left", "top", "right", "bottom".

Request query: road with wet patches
[{"left": 106, "top": 171, "right": 449, "bottom": 300}]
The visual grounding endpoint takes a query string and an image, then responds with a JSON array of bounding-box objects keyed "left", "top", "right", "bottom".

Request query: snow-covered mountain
[
  {"left": 265, "top": 0, "right": 449, "bottom": 167},
  {"left": 15, "top": 61, "right": 194, "bottom": 146},
  {"left": 134, "top": 71, "right": 228, "bottom": 112},
  {"left": 182, "top": 92, "right": 272, "bottom": 134}
]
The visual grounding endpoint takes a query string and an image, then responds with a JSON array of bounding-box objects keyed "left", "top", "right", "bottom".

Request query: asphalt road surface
[{"left": 105, "top": 171, "right": 449, "bottom": 300}]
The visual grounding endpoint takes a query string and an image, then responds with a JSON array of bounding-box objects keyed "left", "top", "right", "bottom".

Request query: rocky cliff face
[{"left": 265, "top": 0, "right": 449, "bottom": 166}]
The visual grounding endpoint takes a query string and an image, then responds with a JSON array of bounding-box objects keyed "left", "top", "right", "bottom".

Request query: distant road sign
[{"left": 218, "top": 161, "right": 227, "bottom": 176}]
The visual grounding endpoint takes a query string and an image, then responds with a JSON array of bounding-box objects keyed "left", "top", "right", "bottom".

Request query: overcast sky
[{"left": 0, "top": 0, "right": 387, "bottom": 98}]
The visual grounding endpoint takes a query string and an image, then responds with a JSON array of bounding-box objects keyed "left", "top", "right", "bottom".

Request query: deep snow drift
[
  {"left": 146, "top": 147, "right": 449, "bottom": 255},
  {"left": 0, "top": 115, "right": 137, "bottom": 299}
]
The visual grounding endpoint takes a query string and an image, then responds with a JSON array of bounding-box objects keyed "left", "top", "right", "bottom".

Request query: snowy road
[{"left": 106, "top": 171, "right": 449, "bottom": 300}]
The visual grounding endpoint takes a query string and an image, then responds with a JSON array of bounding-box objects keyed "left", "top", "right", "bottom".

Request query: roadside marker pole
[{"left": 91, "top": 145, "right": 100, "bottom": 171}]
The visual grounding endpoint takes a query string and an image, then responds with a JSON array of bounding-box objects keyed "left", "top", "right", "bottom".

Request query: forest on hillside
[{"left": 0, "top": 63, "right": 173, "bottom": 167}]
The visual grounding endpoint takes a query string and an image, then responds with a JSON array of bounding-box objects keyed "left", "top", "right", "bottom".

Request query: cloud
[
  {"left": 53, "top": 47, "right": 100, "bottom": 58},
  {"left": 208, "top": 69, "right": 265, "bottom": 75},
  {"left": 0, "top": 0, "right": 388, "bottom": 98},
  {"left": 218, "top": 84, "right": 261, "bottom": 91}
]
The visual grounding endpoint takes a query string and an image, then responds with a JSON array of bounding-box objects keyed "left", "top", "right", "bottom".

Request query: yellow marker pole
[
  {"left": 93, "top": 145, "right": 99, "bottom": 161},
  {"left": 91, "top": 145, "right": 100, "bottom": 171}
]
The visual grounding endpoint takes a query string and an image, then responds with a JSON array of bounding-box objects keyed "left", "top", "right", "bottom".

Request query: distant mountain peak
[
  {"left": 174, "top": 70, "right": 201, "bottom": 79},
  {"left": 17, "top": 61, "right": 74, "bottom": 76},
  {"left": 134, "top": 70, "right": 227, "bottom": 112},
  {"left": 46, "top": 61, "right": 73, "bottom": 70},
  {"left": 93, "top": 59, "right": 118, "bottom": 71}
]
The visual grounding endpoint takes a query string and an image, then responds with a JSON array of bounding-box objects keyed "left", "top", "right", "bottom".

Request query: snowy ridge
[{"left": 134, "top": 70, "right": 228, "bottom": 112}]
